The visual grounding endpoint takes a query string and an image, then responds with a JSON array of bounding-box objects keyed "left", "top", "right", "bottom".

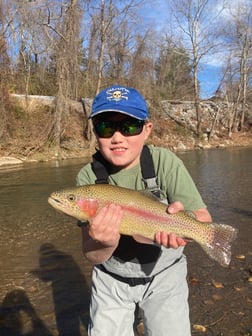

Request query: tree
[
  {"left": 0, "top": 1, "right": 13, "bottom": 139},
  {"left": 87, "top": 0, "right": 145, "bottom": 93},
  {"left": 221, "top": 1, "right": 252, "bottom": 133},
  {"left": 168, "top": 0, "right": 226, "bottom": 135},
  {"left": 155, "top": 36, "right": 194, "bottom": 100},
  {"left": 49, "top": 0, "right": 82, "bottom": 154},
  {"left": 9, "top": 0, "right": 83, "bottom": 153},
  {"left": 129, "top": 32, "right": 156, "bottom": 95}
]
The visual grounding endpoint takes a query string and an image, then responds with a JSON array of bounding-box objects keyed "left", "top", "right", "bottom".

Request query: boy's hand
[
  {"left": 88, "top": 204, "right": 122, "bottom": 247},
  {"left": 154, "top": 201, "right": 187, "bottom": 248}
]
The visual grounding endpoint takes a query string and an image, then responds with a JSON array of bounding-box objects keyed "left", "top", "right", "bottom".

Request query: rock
[
  {"left": 0, "top": 157, "right": 23, "bottom": 167},
  {"left": 176, "top": 141, "right": 187, "bottom": 150}
]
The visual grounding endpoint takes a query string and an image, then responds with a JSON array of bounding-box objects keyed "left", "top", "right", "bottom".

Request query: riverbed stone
[{"left": 0, "top": 157, "right": 23, "bottom": 166}]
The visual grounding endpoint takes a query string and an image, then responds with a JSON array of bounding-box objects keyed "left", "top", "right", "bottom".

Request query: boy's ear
[{"left": 144, "top": 122, "right": 153, "bottom": 139}]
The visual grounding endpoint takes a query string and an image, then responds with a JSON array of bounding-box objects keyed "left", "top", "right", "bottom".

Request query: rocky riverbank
[
  {"left": 1, "top": 94, "right": 251, "bottom": 167},
  {"left": 1, "top": 130, "right": 252, "bottom": 168}
]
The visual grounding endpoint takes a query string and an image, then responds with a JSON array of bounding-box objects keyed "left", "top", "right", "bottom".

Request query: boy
[{"left": 76, "top": 85, "right": 212, "bottom": 336}]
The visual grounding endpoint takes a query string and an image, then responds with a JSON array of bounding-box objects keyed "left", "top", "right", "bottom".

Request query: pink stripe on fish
[{"left": 121, "top": 204, "right": 171, "bottom": 224}]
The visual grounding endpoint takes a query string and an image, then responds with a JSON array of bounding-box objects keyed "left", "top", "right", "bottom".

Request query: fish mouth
[
  {"left": 48, "top": 196, "right": 84, "bottom": 221},
  {"left": 48, "top": 197, "right": 65, "bottom": 211}
]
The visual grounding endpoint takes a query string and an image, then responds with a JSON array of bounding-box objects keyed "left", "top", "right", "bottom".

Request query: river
[{"left": 0, "top": 147, "right": 251, "bottom": 336}]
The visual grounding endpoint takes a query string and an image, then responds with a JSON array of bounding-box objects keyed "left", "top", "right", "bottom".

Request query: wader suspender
[{"left": 91, "top": 145, "right": 161, "bottom": 198}]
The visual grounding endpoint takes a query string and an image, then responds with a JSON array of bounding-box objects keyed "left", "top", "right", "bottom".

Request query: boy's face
[{"left": 93, "top": 112, "right": 153, "bottom": 169}]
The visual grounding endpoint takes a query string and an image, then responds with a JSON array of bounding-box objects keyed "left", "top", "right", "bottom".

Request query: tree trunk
[
  {"left": 51, "top": 0, "right": 81, "bottom": 154},
  {"left": 208, "top": 103, "right": 219, "bottom": 140},
  {"left": 96, "top": 0, "right": 105, "bottom": 95}
]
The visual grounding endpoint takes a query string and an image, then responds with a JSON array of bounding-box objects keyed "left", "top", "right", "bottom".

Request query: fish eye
[{"left": 67, "top": 194, "right": 76, "bottom": 201}]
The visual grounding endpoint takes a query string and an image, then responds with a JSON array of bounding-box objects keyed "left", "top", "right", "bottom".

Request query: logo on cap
[{"left": 106, "top": 87, "right": 129, "bottom": 102}]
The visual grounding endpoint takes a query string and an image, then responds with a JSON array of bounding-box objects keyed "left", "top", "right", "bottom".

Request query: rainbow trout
[{"left": 48, "top": 184, "right": 238, "bottom": 267}]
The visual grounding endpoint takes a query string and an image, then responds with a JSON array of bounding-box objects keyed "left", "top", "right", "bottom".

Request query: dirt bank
[{"left": 1, "top": 110, "right": 252, "bottom": 166}]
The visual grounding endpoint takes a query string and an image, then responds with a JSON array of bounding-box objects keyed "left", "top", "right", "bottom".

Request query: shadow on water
[
  {"left": 32, "top": 243, "right": 90, "bottom": 336},
  {"left": 0, "top": 243, "right": 90, "bottom": 336},
  {"left": 0, "top": 289, "right": 52, "bottom": 336}
]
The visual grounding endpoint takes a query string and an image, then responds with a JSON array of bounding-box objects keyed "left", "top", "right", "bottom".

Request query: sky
[{"left": 198, "top": 65, "right": 222, "bottom": 99}]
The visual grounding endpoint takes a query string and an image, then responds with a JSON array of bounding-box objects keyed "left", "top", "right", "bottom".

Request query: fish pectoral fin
[{"left": 132, "top": 234, "right": 154, "bottom": 244}]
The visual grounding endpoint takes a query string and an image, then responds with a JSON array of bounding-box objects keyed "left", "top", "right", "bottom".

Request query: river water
[{"left": 0, "top": 148, "right": 251, "bottom": 336}]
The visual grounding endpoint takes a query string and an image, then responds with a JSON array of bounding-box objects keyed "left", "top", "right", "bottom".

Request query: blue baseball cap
[{"left": 89, "top": 85, "right": 149, "bottom": 120}]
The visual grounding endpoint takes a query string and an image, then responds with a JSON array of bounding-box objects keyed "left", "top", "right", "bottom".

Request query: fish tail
[{"left": 200, "top": 223, "right": 238, "bottom": 267}]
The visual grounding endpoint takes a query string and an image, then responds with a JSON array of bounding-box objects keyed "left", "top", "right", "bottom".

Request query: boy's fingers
[{"left": 167, "top": 201, "right": 184, "bottom": 214}]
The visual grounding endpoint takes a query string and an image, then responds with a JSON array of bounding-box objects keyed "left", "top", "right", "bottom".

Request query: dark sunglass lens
[
  {"left": 94, "top": 121, "right": 115, "bottom": 138},
  {"left": 121, "top": 120, "right": 144, "bottom": 135}
]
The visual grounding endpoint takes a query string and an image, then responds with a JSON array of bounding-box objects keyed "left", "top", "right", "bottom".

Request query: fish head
[{"left": 48, "top": 189, "right": 98, "bottom": 221}]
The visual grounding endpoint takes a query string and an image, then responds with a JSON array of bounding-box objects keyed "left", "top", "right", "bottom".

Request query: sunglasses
[{"left": 93, "top": 119, "right": 145, "bottom": 138}]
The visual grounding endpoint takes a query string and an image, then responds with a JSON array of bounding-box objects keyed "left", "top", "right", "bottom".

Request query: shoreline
[{"left": 1, "top": 141, "right": 252, "bottom": 168}]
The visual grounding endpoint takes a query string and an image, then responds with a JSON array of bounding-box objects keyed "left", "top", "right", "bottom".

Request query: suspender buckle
[
  {"left": 143, "top": 177, "right": 161, "bottom": 198},
  {"left": 144, "top": 177, "right": 158, "bottom": 190}
]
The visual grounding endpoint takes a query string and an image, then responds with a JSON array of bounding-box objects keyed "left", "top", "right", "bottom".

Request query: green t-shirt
[
  {"left": 76, "top": 145, "right": 206, "bottom": 277},
  {"left": 77, "top": 145, "right": 205, "bottom": 210}
]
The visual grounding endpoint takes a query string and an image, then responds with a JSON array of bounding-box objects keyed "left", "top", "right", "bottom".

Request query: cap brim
[{"left": 89, "top": 109, "right": 148, "bottom": 120}]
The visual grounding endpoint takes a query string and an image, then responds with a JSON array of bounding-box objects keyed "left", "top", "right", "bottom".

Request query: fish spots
[{"left": 77, "top": 199, "right": 98, "bottom": 218}]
